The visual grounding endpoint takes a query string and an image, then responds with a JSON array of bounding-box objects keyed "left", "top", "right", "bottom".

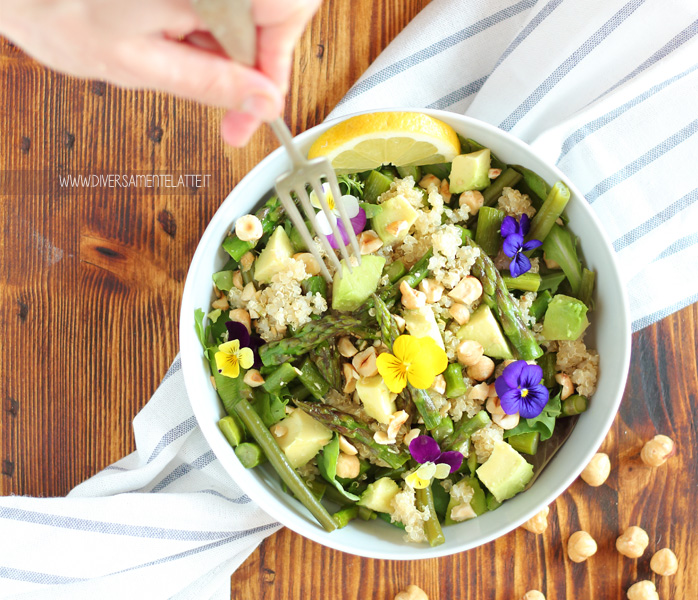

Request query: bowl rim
[{"left": 179, "top": 108, "right": 631, "bottom": 559}]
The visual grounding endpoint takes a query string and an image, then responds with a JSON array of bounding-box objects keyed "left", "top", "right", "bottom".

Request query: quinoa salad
[{"left": 195, "top": 120, "right": 599, "bottom": 546}]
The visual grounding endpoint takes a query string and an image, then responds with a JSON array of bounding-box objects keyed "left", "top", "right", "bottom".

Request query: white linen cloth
[{"left": 1, "top": 0, "right": 697, "bottom": 598}]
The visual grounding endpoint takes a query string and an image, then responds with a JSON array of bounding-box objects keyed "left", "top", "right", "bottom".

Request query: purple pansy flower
[
  {"left": 409, "top": 435, "right": 463, "bottom": 473},
  {"left": 226, "top": 320, "right": 263, "bottom": 369},
  {"left": 500, "top": 214, "right": 543, "bottom": 278},
  {"left": 494, "top": 360, "right": 549, "bottom": 419}
]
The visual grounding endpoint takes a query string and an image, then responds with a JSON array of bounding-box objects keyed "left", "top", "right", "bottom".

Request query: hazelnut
[
  {"left": 580, "top": 452, "right": 611, "bottom": 487},
  {"left": 459, "top": 190, "right": 484, "bottom": 215},
  {"left": 418, "top": 174, "right": 440, "bottom": 190},
  {"left": 468, "top": 382, "right": 490, "bottom": 402},
  {"left": 457, "top": 339, "right": 484, "bottom": 367},
  {"left": 235, "top": 214, "right": 263, "bottom": 242},
  {"left": 419, "top": 278, "right": 444, "bottom": 303},
  {"left": 626, "top": 581, "right": 659, "bottom": 600},
  {"left": 373, "top": 431, "right": 393, "bottom": 445},
  {"left": 387, "top": 410, "right": 410, "bottom": 439},
  {"left": 641, "top": 434, "right": 674, "bottom": 467},
  {"left": 543, "top": 252, "right": 560, "bottom": 270},
  {"left": 338, "top": 435, "right": 358, "bottom": 456},
  {"left": 555, "top": 372, "right": 574, "bottom": 400},
  {"left": 430, "top": 374, "right": 446, "bottom": 395},
  {"left": 270, "top": 423, "right": 287, "bottom": 438},
  {"left": 492, "top": 411, "right": 520, "bottom": 430},
  {"left": 466, "top": 356, "right": 495, "bottom": 382},
  {"left": 395, "top": 584, "right": 429, "bottom": 600},
  {"left": 232, "top": 270, "right": 244, "bottom": 291},
  {"left": 293, "top": 252, "right": 321, "bottom": 276},
  {"left": 353, "top": 347, "right": 378, "bottom": 378},
  {"left": 450, "top": 502, "right": 477, "bottom": 522},
  {"left": 488, "top": 168, "right": 502, "bottom": 179},
  {"left": 567, "top": 530, "right": 597, "bottom": 562},
  {"left": 616, "top": 526, "right": 649, "bottom": 558},
  {"left": 400, "top": 280, "right": 427, "bottom": 310},
  {"left": 650, "top": 548, "right": 678, "bottom": 576},
  {"left": 403, "top": 428, "right": 421, "bottom": 446},
  {"left": 358, "top": 229, "right": 383, "bottom": 254},
  {"left": 239, "top": 251, "right": 255, "bottom": 272},
  {"left": 449, "top": 303, "right": 470, "bottom": 325},
  {"left": 522, "top": 592, "right": 545, "bottom": 600},
  {"left": 386, "top": 220, "right": 409, "bottom": 238},
  {"left": 241, "top": 282, "right": 257, "bottom": 302},
  {"left": 520, "top": 506, "right": 549, "bottom": 534},
  {"left": 335, "top": 452, "right": 360, "bottom": 479},
  {"left": 229, "top": 308, "right": 252, "bottom": 334},
  {"left": 338, "top": 336, "right": 358, "bottom": 358},
  {"left": 448, "top": 276, "right": 483, "bottom": 305},
  {"left": 243, "top": 369, "right": 265, "bottom": 387},
  {"left": 211, "top": 297, "right": 229, "bottom": 310},
  {"left": 393, "top": 314, "right": 406, "bottom": 333},
  {"left": 439, "top": 178, "right": 452, "bottom": 202},
  {"left": 342, "top": 363, "right": 357, "bottom": 394}
]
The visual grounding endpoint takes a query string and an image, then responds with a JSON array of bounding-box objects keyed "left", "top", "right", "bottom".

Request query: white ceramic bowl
[{"left": 180, "top": 109, "right": 631, "bottom": 559}]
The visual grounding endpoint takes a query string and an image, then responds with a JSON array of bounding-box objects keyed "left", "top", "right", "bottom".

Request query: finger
[
  {"left": 113, "top": 36, "right": 282, "bottom": 120},
  {"left": 254, "top": 1, "right": 321, "bottom": 92},
  {"left": 221, "top": 111, "right": 262, "bottom": 147}
]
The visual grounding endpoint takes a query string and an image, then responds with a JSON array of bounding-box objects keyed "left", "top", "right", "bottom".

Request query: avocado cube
[
  {"left": 357, "top": 477, "right": 400, "bottom": 514},
  {"left": 457, "top": 305, "right": 513, "bottom": 359},
  {"left": 403, "top": 306, "right": 445, "bottom": 349},
  {"left": 275, "top": 409, "right": 333, "bottom": 468},
  {"left": 476, "top": 441, "right": 533, "bottom": 503},
  {"left": 331, "top": 255, "right": 386, "bottom": 312},
  {"left": 541, "top": 294, "right": 589, "bottom": 341},
  {"left": 449, "top": 149, "right": 491, "bottom": 194},
  {"left": 355, "top": 375, "right": 397, "bottom": 424},
  {"left": 254, "top": 226, "right": 294, "bottom": 284},
  {"left": 371, "top": 196, "right": 418, "bottom": 245}
]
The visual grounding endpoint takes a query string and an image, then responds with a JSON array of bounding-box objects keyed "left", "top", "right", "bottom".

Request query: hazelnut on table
[
  {"left": 650, "top": 548, "right": 678, "bottom": 576},
  {"left": 522, "top": 592, "right": 545, "bottom": 600},
  {"left": 580, "top": 452, "right": 611, "bottom": 487},
  {"left": 616, "top": 526, "right": 649, "bottom": 558},
  {"left": 641, "top": 434, "right": 674, "bottom": 467},
  {"left": 567, "top": 530, "right": 597, "bottom": 562},
  {"left": 626, "top": 581, "right": 659, "bottom": 600},
  {"left": 394, "top": 584, "right": 428, "bottom": 600},
  {"left": 520, "top": 506, "right": 549, "bottom": 534}
]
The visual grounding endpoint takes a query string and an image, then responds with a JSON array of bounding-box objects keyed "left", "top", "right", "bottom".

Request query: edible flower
[
  {"left": 309, "top": 182, "right": 366, "bottom": 249},
  {"left": 376, "top": 335, "right": 448, "bottom": 394},
  {"left": 406, "top": 435, "right": 463, "bottom": 489},
  {"left": 214, "top": 339, "right": 254, "bottom": 379},
  {"left": 226, "top": 321, "right": 263, "bottom": 369},
  {"left": 500, "top": 214, "right": 542, "bottom": 278},
  {"left": 494, "top": 360, "right": 549, "bottom": 419}
]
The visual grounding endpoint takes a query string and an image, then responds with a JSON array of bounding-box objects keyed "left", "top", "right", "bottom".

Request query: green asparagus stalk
[
  {"left": 502, "top": 271, "right": 541, "bottom": 292},
  {"left": 421, "top": 163, "right": 451, "bottom": 180},
  {"left": 462, "top": 237, "right": 544, "bottom": 360},
  {"left": 474, "top": 206, "right": 505, "bottom": 256},
  {"left": 416, "top": 486, "right": 445, "bottom": 547},
  {"left": 309, "top": 340, "right": 343, "bottom": 392},
  {"left": 234, "top": 442, "right": 267, "bottom": 468},
  {"left": 262, "top": 362, "right": 300, "bottom": 395},
  {"left": 233, "top": 398, "right": 337, "bottom": 531},
  {"left": 373, "top": 293, "right": 400, "bottom": 346},
  {"left": 537, "top": 352, "right": 557, "bottom": 388},
  {"left": 295, "top": 400, "right": 410, "bottom": 469},
  {"left": 443, "top": 363, "right": 468, "bottom": 398},
  {"left": 529, "top": 290, "right": 553, "bottom": 322},
  {"left": 508, "top": 432, "right": 540, "bottom": 455},
  {"left": 384, "top": 260, "right": 407, "bottom": 284},
  {"left": 218, "top": 415, "right": 245, "bottom": 448},
  {"left": 396, "top": 165, "right": 422, "bottom": 181},
  {"left": 481, "top": 167, "right": 522, "bottom": 208},
  {"left": 541, "top": 225, "right": 583, "bottom": 295},
  {"left": 526, "top": 181, "right": 571, "bottom": 245},
  {"left": 333, "top": 506, "right": 359, "bottom": 529},
  {"left": 408, "top": 386, "right": 442, "bottom": 430},
  {"left": 431, "top": 416, "right": 454, "bottom": 444},
  {"left": 455, "top": 226, "right": 473, "bottom": 243},
  {"left": 222, "top": 195, "right": 285, "bottom": 261},
  {"left": 561, "top": 394, "right": 588, "bottom": 416},
  {"left": 363, "top": 170, "right": 393, "bottom": 203},
  {"left": 302, "top": 275, "right": 327, "bottom": 299},
  {"left": 298, "top": 357, "right": 331, "bottom": 400},
  {"left": 259, "top": 314, "right": 370, "bottom": 366},
  {"left": 443, "top": 410, "right": 491, "bottom": 453},
  {"left": 579, "top": 268, "right": 595, "bottom": 309}
]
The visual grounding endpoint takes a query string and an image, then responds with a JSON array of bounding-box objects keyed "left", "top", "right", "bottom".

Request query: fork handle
[{"left": 269, "top": 117, "right": 306, "bottom": 167}]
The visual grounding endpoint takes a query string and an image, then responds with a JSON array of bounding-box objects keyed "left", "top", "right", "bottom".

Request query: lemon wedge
[{"left": 308, "top": 112, "right": 461, "bottom": 173}]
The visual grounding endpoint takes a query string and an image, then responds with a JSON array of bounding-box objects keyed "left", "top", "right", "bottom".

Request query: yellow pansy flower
[
  {"left": 215, "top": 339, "right": 254, "bottom": 379},
  {"left": 376, "top": 335, "right": 448, "bottom": 394},
  {"left": 405, "top": 462, "right": 451, "bottom": 489}
]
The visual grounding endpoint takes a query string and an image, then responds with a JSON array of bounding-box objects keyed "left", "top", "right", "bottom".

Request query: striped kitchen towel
[{"left": 1, "top": 0, "right": 697, "bottom": 598}]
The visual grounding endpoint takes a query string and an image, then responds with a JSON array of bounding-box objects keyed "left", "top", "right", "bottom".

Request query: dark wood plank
[{"left": 1, "top": 0, "right": 695, "bottom": 598}]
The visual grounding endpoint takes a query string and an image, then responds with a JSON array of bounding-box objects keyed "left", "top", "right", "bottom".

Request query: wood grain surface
[{"left": 1, "top": 1, "right": 696, "bottom": 598}]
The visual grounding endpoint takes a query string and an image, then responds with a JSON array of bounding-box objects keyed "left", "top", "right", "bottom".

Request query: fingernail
[{"left": 241, "top": 93, "right": 279, "bottom": 121}]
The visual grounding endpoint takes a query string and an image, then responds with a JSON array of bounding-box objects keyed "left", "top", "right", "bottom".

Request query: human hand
[{"left": 1, "top": 0, "right": 321, "bottom": 146}]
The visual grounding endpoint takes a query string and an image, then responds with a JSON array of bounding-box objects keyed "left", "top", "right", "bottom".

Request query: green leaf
[
  {"left": 206, "top": 348, "right": 254, "bottom": 415},
  {"left": 207, "top": 309, "right": 222, "bottom": 324},
  {"left": 359, "top": 202, "right": 383, "bottom": 219},
  {"left": 251, "top": 390, "right": 287, "bottom": 428},
  {"left": 194, "top": 308, "right": 210, "bottom": 350},
  {"left": 337, "top": 173, "right": 365, "bottom": 198},
  {"left": 504, "top": 392, "right": 561, "bottom": 441},
  {"left": 317, "top": 434, "right": 360, "bottom": 502}
]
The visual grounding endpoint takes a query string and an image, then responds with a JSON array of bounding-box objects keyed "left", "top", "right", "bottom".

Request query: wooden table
[{"left": 1, "top": 1, "right": 696, "bottom": 598}]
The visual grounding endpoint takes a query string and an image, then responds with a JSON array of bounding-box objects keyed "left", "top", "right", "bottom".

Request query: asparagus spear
[
  {"left": 480, "top": 167, "right": 522, "bottom": 208},
  {"left": 222, "top": 195, "right": 285, "bottom": 261},
  {"left": 416, "top": 486, "right": 445, "bottom": 547},
  {"left": 295, "top": 400, "right": 410, "bottom": 469},
  {"left": 443, "top": 410, "right": 491, "bottom": 453},
  {"left": 462, "top": 237, "right": 544, "bottom": 360},
  {"left": 309, "top": 340, "right": 343, "bottom": 392},
  {"left": 259, "top": 314, "right": 371, "bottom": 366},
  {"left": 526, "top": 181, "right": 570, "bottom": 245},
  {"left": 367, "top": 249, "right": 434, "bottom": 312}
]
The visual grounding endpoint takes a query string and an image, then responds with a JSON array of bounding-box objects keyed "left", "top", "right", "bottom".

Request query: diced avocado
[
  {"left": 476, "top": 441, "right": 533, "bottom": 503},
  {"left": 443, "top": 476, "right": 486, "bottom": 525},
  {"left": 449, "top": 149, "right": 491, "bottom": 193},
  {"left": 541, "top": 294, "right": 589, "bottom": 341},
  {"left": 331, "top": 255, "right": 386, "bottom": 312},
  {"left": 403, "top": 306, "right": 445, "bottom": 349},
  {"left": 355, "top": 375, "right": 397, "bottom": 424},
  {"left": 371, "top": 196, "right": 418, "bottom": 245},
  {"left": 254, "top": 226, "right": 294, "bottom": 284},
  {"left": 357, "top": 477, "right": 400, "bottom": 514},
  {"left": 274, "top": 408, "right": 333, "bottom": 468},
  {"left": 457, "top": 305, "right": 513, "bottom": 359}
]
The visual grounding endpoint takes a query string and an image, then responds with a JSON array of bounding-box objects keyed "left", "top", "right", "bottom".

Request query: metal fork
[
  {"left": 268, "top": 119, "right": 362, "bottom": 282},
  {"left": 191, "top": 0, "right": 361, "bottom": 282}
]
